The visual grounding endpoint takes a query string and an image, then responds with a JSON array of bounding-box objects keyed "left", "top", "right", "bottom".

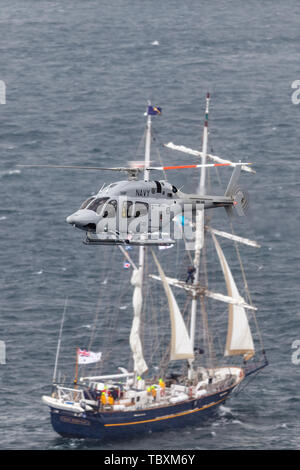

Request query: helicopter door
[
  {"left": 119, "top": 200, "right": 134, "bottom": 237},
  {"left": 150, "top": 204, "right": 171, "bottom": 234},
  {"left": 102, "top": 199, "right": 117, "bottom": 218},
  {"left": 127, "top": 201, "right": 149, "bottom": 235},
  {"left": 95, "top": 199, "right": 118, "bottom": 237}
]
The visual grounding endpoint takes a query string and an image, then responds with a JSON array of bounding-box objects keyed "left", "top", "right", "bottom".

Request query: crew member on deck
[
  {"left": 159, "top": 378, "right": 165, "bottom": 396},
  {"left": 151, "top": 386, "right": 157, "bottom": 401},
  {"left": 108, "top": 393, "right": 114, "bottom": 406},
  {"left": 101, "top": 392, "right": 107, "bottom": 406}
]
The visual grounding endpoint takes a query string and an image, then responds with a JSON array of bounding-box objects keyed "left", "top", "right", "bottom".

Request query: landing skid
[{"left": 84, "top": 233, "right": 174, "bottom": 247}]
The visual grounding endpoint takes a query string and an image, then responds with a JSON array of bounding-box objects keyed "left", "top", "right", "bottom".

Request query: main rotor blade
[
  {"left": 148, "top": 162, "right": 252, "bottom": 171},
  {"left": 16, "top": 164, "right": 141, "bottom": 172},
  {"left": 164, "top": 142, "right": 255, "bottom": 174},
  {"left": 17, "top": 162, "right": 252, "bottom": 173}
]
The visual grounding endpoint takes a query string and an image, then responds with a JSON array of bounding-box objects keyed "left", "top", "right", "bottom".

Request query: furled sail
[
  {"left": 205, "top": 226, "right": 261, "bottom": 248},
  {"left": 149, "top": 274, "right": 257, "bottom": 311},
  {"left": 130, "top": 268, "right": 148, "bottom": 375},
  {"left": 211, "top": 233, "right": 255, "bottom": 359},
  {"left": 152, "top": 252, "right": 194, "bottom": 361}
]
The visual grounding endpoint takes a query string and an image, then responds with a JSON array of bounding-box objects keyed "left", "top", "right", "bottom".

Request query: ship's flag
[
  {"left": 78, "top": 349, "right": 102, "bottom": 364},
  {"left": 123, "top": 261, "right": 131, "bottom": 269},
  {"left": 147, "top": 105, "right": 162, "bottom": 116}
]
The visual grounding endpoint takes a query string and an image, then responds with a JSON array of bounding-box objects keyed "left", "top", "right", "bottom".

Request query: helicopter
[
  {"left": 19, "top": 161, "right": 250, "bottom": 246},
  {"left": 18, "top": 101, "right": 252, "bottom": 246}
]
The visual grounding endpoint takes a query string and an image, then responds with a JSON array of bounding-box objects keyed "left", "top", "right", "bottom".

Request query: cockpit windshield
[
  {"left": 87, "top": 197, "right": 109, "bottom": 214},
  {"left": 79, "top": 196, "right": 95, "bottom": 210}
]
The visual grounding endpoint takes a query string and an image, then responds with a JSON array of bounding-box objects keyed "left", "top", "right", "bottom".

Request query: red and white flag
[{"left": 77, "top": 349, "right": 102, "bottom": 364}]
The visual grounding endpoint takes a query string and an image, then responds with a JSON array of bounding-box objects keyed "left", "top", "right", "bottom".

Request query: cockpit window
[
  {"left": 79, "top": 196, "right": 95, "bottom": 210},
  {"left": 102, "top": 200, "right": 117, "bottom": 218},
  {"left": 87, "top": 197, "right": 109, "bottom": 214},
  {"left": 134, "top": 202, "right": 148, "bottom": 217},
  {"left": 122, "top": 201, "right": 148, "bottom": 218}
]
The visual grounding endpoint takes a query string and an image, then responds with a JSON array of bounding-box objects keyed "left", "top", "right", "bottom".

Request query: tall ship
[{"left": 42, "top": 96, "right": 268, "bottom": 440}]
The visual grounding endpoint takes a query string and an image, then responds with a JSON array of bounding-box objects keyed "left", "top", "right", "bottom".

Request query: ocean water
[{"left": 0, "top": 0, "right": 300, "bottom": 451}]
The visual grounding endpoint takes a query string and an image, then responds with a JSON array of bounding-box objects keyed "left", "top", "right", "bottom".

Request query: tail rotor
[{"left": 225, "top": 165, "right": 250, "bottom": 218}]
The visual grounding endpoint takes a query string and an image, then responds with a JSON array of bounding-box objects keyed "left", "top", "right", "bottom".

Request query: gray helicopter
[
  {"left": 18, "top": 160, "right": 250, "bottom": 246},
  {"left": 18, "top": 100, "right": 252, "bottom": 246},
  {"left": 61, "top": 161, "right": 250, "bottom": 245}
]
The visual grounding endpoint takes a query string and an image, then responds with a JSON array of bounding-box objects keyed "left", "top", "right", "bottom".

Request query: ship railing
[
  {"left": 79, "top": 372, "right": 134, "bottom": 382},
  {"left": 56, "top": 386, "right": 85, "bottom": 403}
]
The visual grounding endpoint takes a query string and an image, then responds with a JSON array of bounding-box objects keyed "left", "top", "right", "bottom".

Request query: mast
[
  {"left": 199, "top": 93, "right": 210, "bottom": 196},
  {"left": 138, "top": 105, "right": 152, "bottom": 271},
  {"left": 130, "top": 103, "right": 153, "bottom": 379},
  {"left": 188, "top": 93, "right": 210, "bottom": 380},
  {"left": 52, "top": 297, "right": 68, "bottom": 385},
  {"left": 143, "top": 103, "right": 152, "bottom": 183}
]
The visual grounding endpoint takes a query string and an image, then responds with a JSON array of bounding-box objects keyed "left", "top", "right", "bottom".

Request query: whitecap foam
[
  {"left": 219, "top": 405, "right": 232, "bottom": 416},
  {"left": 0, "top": 169, "right": 21, "bottom": 178}
]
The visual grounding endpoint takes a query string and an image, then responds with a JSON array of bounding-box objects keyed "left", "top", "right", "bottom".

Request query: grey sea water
[{"left": 0, "top": 0, "right": 300, "bottom": 451}]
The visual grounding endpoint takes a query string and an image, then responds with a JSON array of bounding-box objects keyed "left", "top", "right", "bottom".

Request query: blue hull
[{"left": 49, "top": 388, "right": 232, "bottom": 440}]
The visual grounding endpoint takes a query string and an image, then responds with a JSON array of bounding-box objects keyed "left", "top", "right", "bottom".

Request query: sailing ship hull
[{"left": 48, "top": 387, "right": 233, "bottom": 440}]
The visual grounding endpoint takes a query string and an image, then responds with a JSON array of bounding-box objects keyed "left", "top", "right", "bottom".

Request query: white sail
[
  {"left": 152, "top": 252, "right": 194, "bottom": 361},
  {"left": 130, "top": 268, "right": 148, "bottom": 375},
  {"left": 211, "top": 233, "right": 255, "bottom": 358}
]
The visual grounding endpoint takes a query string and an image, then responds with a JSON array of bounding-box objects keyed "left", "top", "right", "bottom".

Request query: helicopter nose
[
  {"left": 66, "top": 212, "right": 81, "bottom": 225},
  {"left": 66, "top": 214, "right": 75, "bottom": 224},
  {"left": 66, "top": 210, "right": 98, "bottom": 231}
]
